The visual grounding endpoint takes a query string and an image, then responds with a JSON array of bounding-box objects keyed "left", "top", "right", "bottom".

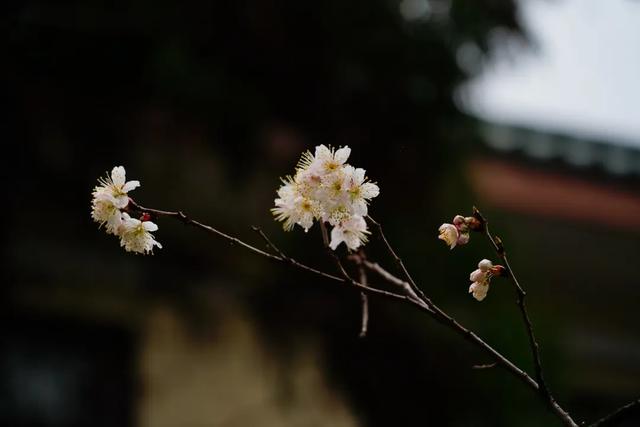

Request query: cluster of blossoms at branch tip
[
  {"left": 438, "top": 214, "right": 481, "bottom": 249},
  {"left": 469, "top": 259, "right": 505, "bottom": 301},
  {"left": 91, "top": 166, "right": 162, "bottom": 255},
  {"left": 272, "top": 145, "right": 380, "bottom": 251}
]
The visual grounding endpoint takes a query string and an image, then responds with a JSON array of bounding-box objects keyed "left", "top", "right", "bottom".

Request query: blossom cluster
[
  {"left": 438, "top": 215, "right": 481, "bottom": 249},
  {"left": 438, "top": 212, "right": 504, "bottom": 301},
  {"left": 272, "top": 145, "right": 380, "bottom": 251},
  {"left": 468, "top": 259, "right": 504, "bottom": 301},
  {"left": 91, "top": 166, "right": 162, "bottom": 254}
]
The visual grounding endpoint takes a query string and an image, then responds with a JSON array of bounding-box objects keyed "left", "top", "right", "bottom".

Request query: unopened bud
[
  {"left": 453, "top": 215, "right": 465, "bottom": 226},
  {"left": 465, "top": 216, "right": 483, "bottom": 231},
  {"left": 491, "top": 265, "right": 507, "bottom": 277}
]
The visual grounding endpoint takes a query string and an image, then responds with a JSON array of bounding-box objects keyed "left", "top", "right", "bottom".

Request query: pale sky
[{"left": 460, "top": 0, "right": 640, "bottom": 147}]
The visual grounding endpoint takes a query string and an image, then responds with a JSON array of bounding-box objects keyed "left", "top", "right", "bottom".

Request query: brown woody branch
[
  {"left": 127, "top": 199, "right": 407, "bottom": 302},
  {"left": 474, "top": 208, "right": 549, "bottom": 393},
  {"left": 474, "top": 207, "right": 579, "bottom": 425},
  {"left": 358, "top": 266, "right": 370, "bottom": 338},
  {"left": 369, "top": 212, "right": 578, "bottom": 427}
]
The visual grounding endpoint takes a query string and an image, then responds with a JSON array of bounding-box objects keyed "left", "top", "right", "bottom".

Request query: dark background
[{"left": 4, "top": 1, "right": 640, "bottom": 426}]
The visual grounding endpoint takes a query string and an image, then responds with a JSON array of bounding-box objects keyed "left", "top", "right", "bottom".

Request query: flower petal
[
  {"left": 360, "top": 182, "right": 379, "bottom": 199},
  {"left": 111, "top": 166, "right": 126, "bottom": 186},
  {"left": 469, "top": 269, "right": 485, "bottom": 282},
  {"left": 113, "top": 195, "right": 130, "bottom": 209},
  {"left": 438, "top": 223, "right": 458, "bottom": 249},
  {"left": 353, "top": 168, "right": 366, "bottom": 185},
  {"left": 329, "top": 226, "right": 344, "bottom": 250},
  {"left": 334, "top": 146, "right": 351, "bottom": 164},
  {"left": 143, "top": 221, "right": 158, "bottom": 232},
  {"left": 315, "top": 145, "right": 331, "bottom": 161},
  {"left": 122, "top": 180, "right": 140, "bottom": 193},
  {"left": 352, "top": 199, "right": 368, "bottom": 216}
]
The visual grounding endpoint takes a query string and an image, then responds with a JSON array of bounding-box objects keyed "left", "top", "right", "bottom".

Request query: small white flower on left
[
  {"left": 119, "top": 213, "right": 162, "bottom": 254},
  {"left": 91, "top": 166, "right": 161, "bottom": 254}
]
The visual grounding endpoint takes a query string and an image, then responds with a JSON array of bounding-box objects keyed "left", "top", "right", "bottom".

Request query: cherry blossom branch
[
  {"left": 588, "top": 398, "right": 640, "bottom": 427},
  {"left": 360, "top": 258, "right": 540, "bottom": 379},
  {"left": 127, "top": 199, "right": 578, "bottom": 426},
  {"left": 363, "top": 224, "right": 579, "bottom": 427},
  {"left": 473, "top": 207, "right": 552, "bottom": 402},
  {"left": 314, "top": 223, "right": 562, "bottom": 413},
  {"left": 127, "top": 199, "right": 407, "bottom": 302}
]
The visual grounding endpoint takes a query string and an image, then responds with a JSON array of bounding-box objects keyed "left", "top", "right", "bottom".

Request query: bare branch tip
[{"left": 472, "top": 362, "right": 498, "bottom": 370}]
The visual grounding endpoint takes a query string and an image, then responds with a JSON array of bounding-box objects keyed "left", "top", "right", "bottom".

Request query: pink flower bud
[
  {"left": 465, "top": 216, "right": 483, "bottom": 231},
  {"left": 453, "top": 215, "right": 465, "bottom": 226},
  {"left": 490, "top": 265, "right": 507, "bottom": 277}
]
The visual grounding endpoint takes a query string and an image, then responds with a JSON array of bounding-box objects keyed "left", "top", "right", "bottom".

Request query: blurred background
[{"left": 4, "top": 0, "right": 640, "bottom": 426}]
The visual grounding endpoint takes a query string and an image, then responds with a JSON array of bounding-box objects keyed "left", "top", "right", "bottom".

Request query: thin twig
[
  {"left": 128, "top": 200, "right": 406, "bottom": 301},
  {"left": 251, "top": 226, "right": 290, "bottom": 260},
  {"left": 472, "top": 363, "right": 498, "bottom": 370},
  {"left": 588, "top": 398, "right": 640, "bottom": 427},
  {"left": 358, "top": 266, "right": 369, "bottom": 338},
  {"left": 367, "top": 215, "right": 429, "bottom": 304},
  {"left": 475, "top": 208, "right": 547, "bottom": 391}
]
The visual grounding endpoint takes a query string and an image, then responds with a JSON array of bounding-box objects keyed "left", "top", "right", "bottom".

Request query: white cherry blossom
[
  {"left": 119, "top": 213, "right": 162, "bottom": 254},
  {"left": 469, "top": 281, "right": 489, "bottom": 301},
  {"left": 271, "top": 180, "right": 320, "bottom": 232},
  {"left": 438, "top": 223, "right": 459, "bottom": 249},
  {"left": 343, "top": 165, "right": 379, "bottom": 216},
  {"left": 309, "top": 145, "right": 351, "bottom": 175},
  {"left": 329, "top": 215, "right": 369, "bottom": 251},
  {"left": 91, "top": 193, "right": 124, "bottom": 235},
  {"left": 438, "top": 214, "right": 479, "bottom": 249}
]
